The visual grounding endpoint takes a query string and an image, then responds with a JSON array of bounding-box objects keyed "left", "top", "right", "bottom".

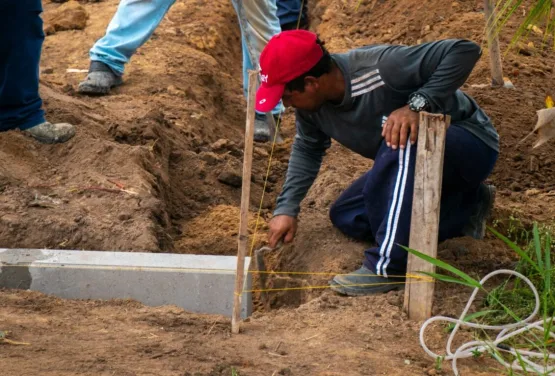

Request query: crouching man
[{"left": 257, "top": 31, "right": 499, "bottom": 296}]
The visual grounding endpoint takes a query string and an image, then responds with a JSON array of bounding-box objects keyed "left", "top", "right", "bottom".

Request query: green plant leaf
[
  {"left": 488, "top": 226, "right": 541, "bottom": 274},
  {"left": 544, "top": 313, "right": 554, "bottom": 344},
  {"left": 446, "top": 310, "right": 500, "bottom": 331},
  {"left": 533, "top": 223, "right": 543, "bottom": 271},
  {"left": 419, "top": 272, "right": 479, "bottom": 289},
  {"left": 514, "top": 348, "right": 529, "bottom": 374},
  {"left": 402, "top": 245, "right": 482, "bottom": 289},
  {"left": 545, "top": 232, "right": 551, "bottom": 291}
]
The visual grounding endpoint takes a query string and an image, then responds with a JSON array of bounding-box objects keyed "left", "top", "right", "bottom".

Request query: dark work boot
[
  {"left": 254, "top": 113, "right": 281, "bottom": 143},
  {"left": 78, "top": 61, "right": 123, "bottom": 95},
  {"left": 24, "top": 121, "right": 75, "bottom": 144},
  {"left": 329, "top": 265, "right": 405, "bottom": 296},
  {"left": 462, "top": 183, "right": 496, "bottom": 240}
]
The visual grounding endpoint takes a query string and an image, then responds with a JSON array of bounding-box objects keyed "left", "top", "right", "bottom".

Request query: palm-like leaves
[{"left": 491, "top": 0, "right": 555, "bottom": 49}]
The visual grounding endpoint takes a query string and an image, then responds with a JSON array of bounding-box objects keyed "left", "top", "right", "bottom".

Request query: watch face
[{"left": 410, "top": 94, "right": 427, "bottom": 111}]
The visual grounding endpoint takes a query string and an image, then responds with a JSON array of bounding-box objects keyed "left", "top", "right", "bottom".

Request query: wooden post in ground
[
  {"left": 484, "top": 0, "right": 504, "bottom": 87},
  {"left": 403, "top": 112, "right": 450, "bottom": 321},
  {"left": 232, "top": 70, "right": 258, "bottom": 334}
]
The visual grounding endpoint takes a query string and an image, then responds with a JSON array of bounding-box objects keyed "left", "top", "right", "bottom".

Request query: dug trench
[
  {"left": 1, "top": 0, "right": 555, "bottom": 374},
  {"left": 1, "top": 0, "right": 555, "bottom": 308},
  {"left": 0, "top": 0, "right": 324, "bottom": 309}
]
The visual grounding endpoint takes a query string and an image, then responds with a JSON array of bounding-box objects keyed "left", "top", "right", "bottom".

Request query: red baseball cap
[{"left": 255, "top": 30, "right": 324, "bottom": 112}]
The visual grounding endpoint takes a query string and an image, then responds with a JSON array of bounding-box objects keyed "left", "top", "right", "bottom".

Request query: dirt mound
[
  {"left": 176, "top": 204, "right": 268, "bottom": 255},
  {"left": 0, "top": 288, "right": 500, "bottom": 376},
  {"left": 1, "top": 0, "right": 554, "bottom": 374},
  {"left": 0, "top": 0, "right": 282, "bottom": 255}
]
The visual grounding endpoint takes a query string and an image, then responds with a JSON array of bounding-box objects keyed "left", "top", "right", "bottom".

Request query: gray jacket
[{"left": 274, "top": 39, "right": 499, "bottom": 218}]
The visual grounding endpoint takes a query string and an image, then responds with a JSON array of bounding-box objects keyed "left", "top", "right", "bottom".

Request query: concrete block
[{"left": 0, "top": 248, "right": 252, "bottom": 318}]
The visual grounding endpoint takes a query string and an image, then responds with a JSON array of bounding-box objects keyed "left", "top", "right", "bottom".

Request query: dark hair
[{"left": 285, "top": 38, "right": 333, "bottom": 92}]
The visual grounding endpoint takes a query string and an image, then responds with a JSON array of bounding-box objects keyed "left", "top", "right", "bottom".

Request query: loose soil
[{"left": 1, "top": 0, "right": 554, "bottom": 375}]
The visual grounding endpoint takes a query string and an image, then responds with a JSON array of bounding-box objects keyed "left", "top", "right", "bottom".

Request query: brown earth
[{"left": 1, "top": 0, "right": 554, "bottom": 375}]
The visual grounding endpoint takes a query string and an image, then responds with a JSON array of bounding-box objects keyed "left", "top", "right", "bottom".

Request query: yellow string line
[
  {"left": 249, "top": 115, "right": 282, "bottom": 258},
  {"left": 249, "top": 270, "right": 432, "bottom": 281},
  {"left": 236, "top": 279, "right": 431, "bottom": 295}
]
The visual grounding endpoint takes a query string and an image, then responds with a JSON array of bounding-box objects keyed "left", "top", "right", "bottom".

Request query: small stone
[
  {"left": 424, "top": 25, "right": 431, "bottom": 32},
  {"left": 451, "top": 1, "right": 459, "bottom": 7},
  {"left": 278, "top": 368, "right": 293, "bottom": 376},
  {"left": 199, "top": 151, "right": 221, "bottom": 165},
  {"left": 217, "top": 171, "right": 242, "bottom": 188},
  {"left": 386, "top": 291, "right": 402, "bottom": 307},
  {"left": 254, "top": 147, "right": 269, "bottom": 157},
  {"left": 41, "top": 67, "right": 54, "bottom": 74},
  {"left": 166, "top": 85, "right": 184, "bottom": 96},
  {"left": 210, "top": 139, "right": 230, "bottom": 151},
  {"left": 525, "top": 188, "right": 541, "bottom": 197},
  {"left": 118, "top": 213, "right": 132, "bottom": 221},
  {"left": 510, "top": 182, "right": 523, "bottom": 192},
  {"left": 527, "top": 24, "right": 543, "bottom": 36},
  {"left": 43, "top": 1, "right": 89, "bottom": 35},
  {"left": 258, "top": 343, "right": 267, "bottom": 350},
  {"left": 427, "top": 369, "right": 438, "bottom": 376},
  {"left": 404, "top": 359, "right": 411, "bottom": 365},
  {"left": 516, "top": 42, "right": 535, "bottom": 56}
]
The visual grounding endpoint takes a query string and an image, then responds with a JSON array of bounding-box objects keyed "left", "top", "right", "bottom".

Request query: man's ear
[{"left": 304, "top": 76, "right": 319, "bottom": 92}]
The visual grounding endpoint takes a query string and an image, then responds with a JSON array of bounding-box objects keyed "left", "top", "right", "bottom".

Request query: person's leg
[
  {"left": 0, "top": 0, "right": 74, "bottom": 143},
  {"left": 79, "top": 0, "right": 176, "bottom": 95},
  {"left": 329, "top": 172, "right": 374, "bottom": 241},
  {"left": 331, "top": 126, "right": 498, "bottom": 295},
  {"left": 277, "top": 0, "right": 309, "bottom": 31},
  {"left": 330, "top": 141, "right": 414, "bottom": 295},
  {"left": 232, "top": 0, "right": 283, "bottom": 142},
  {"left": 0, "top": 0, "right": 45, "bottom": 132}
]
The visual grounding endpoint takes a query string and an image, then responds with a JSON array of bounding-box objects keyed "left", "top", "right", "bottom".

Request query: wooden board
[
  {"left": 232, "top": 70, "right": 258, "bottom": 334},
  {"left": 403, "top": 112, "right": 450, "bottom": 321}
]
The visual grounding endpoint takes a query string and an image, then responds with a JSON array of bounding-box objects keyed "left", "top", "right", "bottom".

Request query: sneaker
[
  {"left": 24, "top": 122, "right": 75, "bottom": 144},
  {"left": 462, "top": 184, "right": 496, "bottom": 240},
  {"left": 329, "top": 265, "right": 405, "bottom": 296},
  {"left": 78, "top": 61, "right": 123, "bottom": 95}
]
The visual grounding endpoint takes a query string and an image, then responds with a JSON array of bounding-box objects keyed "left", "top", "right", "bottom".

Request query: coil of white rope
[{"left": 419, "top": 269, "right": 555, "bottom": 375}]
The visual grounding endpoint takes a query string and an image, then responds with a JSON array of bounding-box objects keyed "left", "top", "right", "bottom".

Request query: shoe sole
[
  {"left": 27, "top": 133, "right": 75, "bottom": 144},
  {"left": 329, "top": 280, "right": 404, "bottom": 296},
  {"left": 78, "top": 80, "right": 123, "bottom": 96},
  {"left": 78, "top": 84, "right": 111, "bottom": 95},
  {"left": 253, "top": 134, "right": 270, "bottom": 143}
]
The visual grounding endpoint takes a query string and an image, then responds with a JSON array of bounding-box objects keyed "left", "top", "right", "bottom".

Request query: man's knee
[{"left": 329, "top": 199, "right": 342, "bottom": 227}]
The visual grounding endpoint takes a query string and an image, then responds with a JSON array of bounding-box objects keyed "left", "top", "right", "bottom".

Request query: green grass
[
  {"left": 485, "top": 224, "right": 554, "bottom": 325},
  {"left": 404, "top": 222, "right": 555, "bottom": 375}
]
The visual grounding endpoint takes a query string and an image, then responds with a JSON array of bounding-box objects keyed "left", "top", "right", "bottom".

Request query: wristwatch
[{"left": 408, "top": 93, "right": 430, "bottom": 112}]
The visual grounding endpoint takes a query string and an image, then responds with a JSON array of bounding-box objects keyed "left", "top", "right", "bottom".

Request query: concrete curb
[{"left": 0, "top": 248, "right": 252, "bottom": 318}]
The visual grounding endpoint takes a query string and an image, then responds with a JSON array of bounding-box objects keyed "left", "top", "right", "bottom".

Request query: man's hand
[
  {"left": 382, "top": 105, "right": 419, "bottom": 150},
  {"left": 268, "top": 215, "right": 297, "bottom": 248}
]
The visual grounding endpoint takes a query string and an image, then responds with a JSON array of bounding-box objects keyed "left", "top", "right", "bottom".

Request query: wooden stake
[
  {"left": 232, "top": 70, "right": 258, "bottom": 334},
  {"left": 484, "top": 0, "right": 504, "bottom": 87},
  {"left": 403, "top": 112, "right": 450, "bottom": 321}
]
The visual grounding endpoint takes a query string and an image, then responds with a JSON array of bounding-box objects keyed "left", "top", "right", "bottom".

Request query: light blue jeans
[{"left": 90, "top": 0, "right": 282, "bottom": 114}]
